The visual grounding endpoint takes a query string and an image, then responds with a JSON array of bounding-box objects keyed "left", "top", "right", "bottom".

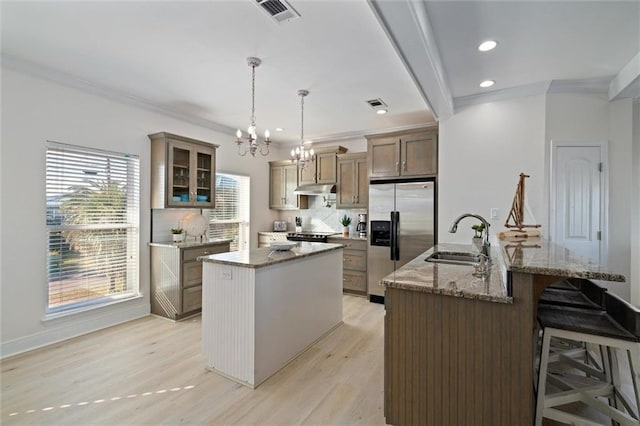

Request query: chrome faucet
[{"left": 449, "top": 213, "right": 491, "bottom": 256}]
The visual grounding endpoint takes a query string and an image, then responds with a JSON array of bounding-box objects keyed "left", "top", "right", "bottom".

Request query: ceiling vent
[
  {"left": 255, "top": 0, "right": 301, "bottom": 23},
  {"left": 366, "top": 98, "right": 388, "bottom": 110}
]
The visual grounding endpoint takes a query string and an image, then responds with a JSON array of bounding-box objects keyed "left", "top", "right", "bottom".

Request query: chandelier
[
  {"left": 290, "top": 89, "right": 314, "bottom": 169},
  {"left": 236, "top": 57, "right": 271, "bottom": 157}
]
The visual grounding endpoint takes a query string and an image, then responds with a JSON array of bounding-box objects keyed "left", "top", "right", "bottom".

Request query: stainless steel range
[{"left": 286, "top": 232, "right": 338, "bottom": 243}]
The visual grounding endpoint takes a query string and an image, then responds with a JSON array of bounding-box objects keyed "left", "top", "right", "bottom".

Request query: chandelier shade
[
  {"left": 291, "top": 89, "right": 314, "bottom": 169},
  {"left": 236, "top": 57, "right": 271, "bottom": 157}
]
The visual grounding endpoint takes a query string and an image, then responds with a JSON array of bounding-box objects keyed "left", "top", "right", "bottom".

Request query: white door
[{"left": 553, "top": 145, "right": 602, "bottom": 263}]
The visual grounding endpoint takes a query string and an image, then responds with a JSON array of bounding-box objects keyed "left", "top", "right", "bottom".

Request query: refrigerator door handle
[
  {"left": 389, "top": 211, "right": 396, "bottom": 261},
  {"left": 390, "top": 211, "right": 400, "bottom": 261}
]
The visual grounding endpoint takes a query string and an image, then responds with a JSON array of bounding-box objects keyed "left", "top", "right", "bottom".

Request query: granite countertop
[
  {"left": 499, "top": 239, "right": 626, "bottom": 282},
  {"left": 327, "top": 235, "right": 368, "bottom": 241},
  {"left": 149, "top": 238, "right": 232, "bottom": 249},
  {"left": 199, "top": 242, "right": 343, "bottom": 269},
  {"left": 381, "top": 238, "right": 626, "bottom": 304},
  {"left": 381, "top": 243, "right": 512, "bottom": 304}
]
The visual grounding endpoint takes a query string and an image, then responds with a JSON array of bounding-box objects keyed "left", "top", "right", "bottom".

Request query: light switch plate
[
  {"left": 490, "top": 208, "right": 499, "bottom": 220},
  {"left": 222, "top": 269, "right": 233, "bottom": 280}
]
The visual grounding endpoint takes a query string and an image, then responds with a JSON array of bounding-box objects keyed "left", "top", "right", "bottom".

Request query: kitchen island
[
  {"left": 382, "top": 239, "right": 625, "bottom": 426},
  {"left": 199, "top": 242, "right": 344, "bottom": 388}
]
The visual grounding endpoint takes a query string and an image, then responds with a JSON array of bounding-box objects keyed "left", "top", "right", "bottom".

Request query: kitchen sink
[{"left": 425, "top": 251, "right": 484, "bottom": 266}]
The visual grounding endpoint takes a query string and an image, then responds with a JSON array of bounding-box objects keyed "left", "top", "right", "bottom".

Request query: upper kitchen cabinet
[
  {"left": 336, "top": 153, "right": 368, "bottom": 209},
  {"left": 269, "top": 160, "right": 308, "bottom": 210},
  {"left": 149, "top": 132, "right": 218, "bottom": 209},
  {"left": 298, "top": 146, "right": 348, "bottom": 185},
  {"left": 367, "top": 127, "right": 438, "bottom": 180}
]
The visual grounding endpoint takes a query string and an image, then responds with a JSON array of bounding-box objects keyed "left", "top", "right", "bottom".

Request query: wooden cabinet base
[{"left": 384, "top": 275, "right": 536, "bottom": 425}]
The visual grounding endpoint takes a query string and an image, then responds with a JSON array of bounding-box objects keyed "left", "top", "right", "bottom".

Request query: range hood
[{"left": 293, "top": 184, "right": 336, "bottom": 195}]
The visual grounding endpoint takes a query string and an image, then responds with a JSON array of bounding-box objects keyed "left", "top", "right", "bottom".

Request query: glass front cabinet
[{"left": 149, "top": 132, "right": 218, "bottom": 208}]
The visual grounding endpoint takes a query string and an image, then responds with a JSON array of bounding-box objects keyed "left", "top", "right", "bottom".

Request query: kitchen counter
[
  {"left": 381, "top": 239, "right": 625, "bottom": 305},
  {"left": 383, "top": 238, "right": 627, "bottom": 425},
  {"left": 200, "top": 242, "right": 343, "bottom": 268},
  {"left": 327, "top": 234, "right": 368, "bottom": 241},
  {"left": 201, "top": 241, "right": 343, "bottom": 388},
  {"left": 149, "top": 238, "right": 232, "bottom": 249}
]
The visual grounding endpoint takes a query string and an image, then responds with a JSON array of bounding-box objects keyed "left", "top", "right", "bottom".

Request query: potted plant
[
  {"left": 340, "top": 214, "right": 352, "bottom": 237},
  {"left": 171, "top": 227, "right": 184, "bottom": 243},
  {"left": 471, "top": 223, "right": 485, "bottom": 239}
]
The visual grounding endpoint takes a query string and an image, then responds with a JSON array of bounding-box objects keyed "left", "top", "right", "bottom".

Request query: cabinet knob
[
  {"left": 403, "top": 161, "right": 407, "bottom": 171},
  {"left": 396, "top": 162, "right": 400, "bottom": 173}
]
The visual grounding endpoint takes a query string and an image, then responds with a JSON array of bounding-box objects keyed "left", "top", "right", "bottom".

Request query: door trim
[{"left": 549, "top": 140, "right": 609, "bottom": 266}]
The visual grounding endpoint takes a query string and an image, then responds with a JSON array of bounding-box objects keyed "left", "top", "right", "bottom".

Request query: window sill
[{"left": 41, "top": 294, "right": 144, "bottom": 324}]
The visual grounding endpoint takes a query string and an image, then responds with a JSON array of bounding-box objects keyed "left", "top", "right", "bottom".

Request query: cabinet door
[
  {"left": 182, "top": 261, "right": 203, "bottom": 288},
  {"left": 193, "top": 146, "right": 215, "bottom": 208},
  {"left": 316, "top": 152, "right": 337, "bottom": 184},
  {"left": 401, "top": 133, "right": 437, "bottom": 177},
  {"left": 336, "top": 159, "right": 356, "bottom": 208},
  {"left": 182, "top": 285, "right": 202, "bottom": 313},
  {"left": 270, "top": 165, "right": 285, "bottom": 209},
  {"left": 343, "top": 270, "right": 367, "bottom": 292},
  {"left": 298, "top": 160, "right": 316, "bottom": 185},
  {"left": 369, "top": 138, "right": 400, "bottom": 178},
  {"left": 167, "top": 140, "right": 193, "bottom": 207},
  {"left": 283, "top": 164, "right": 299, "bottom": 209},
  {"left": 355, "top": 158, "right": 368, "bottom": 207}
]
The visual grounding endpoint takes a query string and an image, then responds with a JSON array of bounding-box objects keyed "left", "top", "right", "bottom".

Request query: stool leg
[
  {"left": 535, "top": 328, "right": 553, "bottom": 426},
  {"left": 629, "top": 344, "right": 640, "bottom": 420}
]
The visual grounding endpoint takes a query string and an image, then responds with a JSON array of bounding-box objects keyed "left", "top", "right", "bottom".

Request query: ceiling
[{"left": 2, "top": 1, "right": 639, "bottom": 146}]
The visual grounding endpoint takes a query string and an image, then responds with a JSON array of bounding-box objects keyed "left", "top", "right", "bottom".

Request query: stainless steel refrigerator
[{"left": 367, "top": 180, "right": 436, "bottom": 301}]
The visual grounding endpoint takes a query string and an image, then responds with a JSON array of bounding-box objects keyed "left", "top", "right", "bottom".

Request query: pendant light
[
  {"left": 236, "top": 57, "right": 271, "bottom": 157},
  {"left": 291, "top": 89, "right": 314, "bottom": 169}
]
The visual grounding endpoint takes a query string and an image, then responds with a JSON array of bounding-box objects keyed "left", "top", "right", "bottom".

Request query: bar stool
[
  {"left": 535, "top": 279, "right": 608, "bottom": 392},
  {"left": 535, "top": 292, "right": 640, "bottom": 425}
]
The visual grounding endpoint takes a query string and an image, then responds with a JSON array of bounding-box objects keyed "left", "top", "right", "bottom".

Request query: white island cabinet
[{"left": 199, "top": 242, "right": 344, "bottom": 388}]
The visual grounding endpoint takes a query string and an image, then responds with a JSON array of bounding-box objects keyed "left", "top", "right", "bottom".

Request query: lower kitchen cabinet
[
  {"left": 257, "top": 232, "right": 289, "bottom": 248},
  {"left": 150, "top": 240, "right": 230, "bottom": 320},
  {"left": 328, "top": 237, "right": 367, "bottom": 294}
]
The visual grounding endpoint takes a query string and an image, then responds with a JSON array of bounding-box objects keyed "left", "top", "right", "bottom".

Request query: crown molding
[
  {"left": 453, "top": 81, "right": 552, "bottom": 110},
  {"left": 548, "top": 77, "right": 611, "bottom": 95},
  {"left": 280, "top": 121, "right": 438, "bottom": 148},
  {"left": 368, "top": 0, "right": 453, "bottom": 121},
  {"left": 0, "top": 54, "right": 241, "bottom": 138}
]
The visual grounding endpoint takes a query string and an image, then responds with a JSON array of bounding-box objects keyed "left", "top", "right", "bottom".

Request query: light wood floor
[
  {"left": 1, "top": 295, "right": 385, "bottom": 425},
  {"left": 2, "top": 295, "right": 635, "bottom": 425}
]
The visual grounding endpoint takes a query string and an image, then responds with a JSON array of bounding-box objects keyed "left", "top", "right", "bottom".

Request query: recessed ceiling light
[
  {"left": 480, "top": 80, "right": 495, "bottom": 88},
  {"left": 376, "top": 109, "right": 388, "bottom": 115},
  {"left": 478, "top": 40, "right": 498, "bottom": 52},
  {"left": 275, "top": 127, "right": 284, "bottom": 132}
]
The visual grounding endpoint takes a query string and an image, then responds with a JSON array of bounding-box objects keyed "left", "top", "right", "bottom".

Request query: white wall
[
  {"left": 632, "top": 100, "right": 640, "bottom": 306},
  {"left": 0, "top": 68, "right": 278, "bottom": 357},
  {"left": 545, "top": 93, "right": 633, "bottom": 300},
  {"left": 438, "top": 95, "right": 547, "bottom": 243}
]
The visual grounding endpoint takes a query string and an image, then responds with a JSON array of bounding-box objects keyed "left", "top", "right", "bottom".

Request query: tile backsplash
[{"left": 278, "top": 195, "right": 366, "bottom": 233}]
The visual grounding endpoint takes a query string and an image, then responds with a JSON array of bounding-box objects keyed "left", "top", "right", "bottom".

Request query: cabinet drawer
[
  {"left": 183, "top": 244, "right": 229, "bottom": 261},
  {"left": 182, "top": 285, "right": 202, "bottom": 313},
  {"left": 343, "top": 270, "right": 367, "bottom": 292},
  {"left": 182, "top": 261, "right": 203, "bottom": 288},
  {"left": 344, "top": 249, "right": 366, "bottom": 270}
]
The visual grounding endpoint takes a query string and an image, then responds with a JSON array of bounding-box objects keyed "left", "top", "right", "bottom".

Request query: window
[
  {"left": 209, "top": 173, "right": 250, "bottom": 251},
  {"left": 46, "top": 142, "right": 140, "bottom": 314}
]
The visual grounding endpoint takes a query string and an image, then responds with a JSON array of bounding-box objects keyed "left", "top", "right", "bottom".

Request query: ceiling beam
[
  {"left": 368, "top": 0, "right": 454, "bottom": 121},
  {"left": 609, "top": 51, "right": 640, "bottom": 100}
]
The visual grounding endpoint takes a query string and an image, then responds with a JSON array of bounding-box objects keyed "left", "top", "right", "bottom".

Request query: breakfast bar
[
  {"left": 381, "top": 239, "right": 626, "bottom": 426},
  {"left": 199, "top": 242, "right": 344, "bottom": 388}
]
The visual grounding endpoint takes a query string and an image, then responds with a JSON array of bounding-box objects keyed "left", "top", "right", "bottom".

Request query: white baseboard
[{"left": 1, "top": 302, "right": 150, "bottom": 359}]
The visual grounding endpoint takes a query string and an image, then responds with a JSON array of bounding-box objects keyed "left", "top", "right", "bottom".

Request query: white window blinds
[
  {"left": 209, "top": 173, "right": 250, "bottom": 251},
  {"left": 46, "top": 142, "right": 140, "bottom": 314}
]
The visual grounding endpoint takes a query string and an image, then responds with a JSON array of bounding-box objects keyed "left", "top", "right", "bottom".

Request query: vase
[
  {"left": 172, "top": 233, "right": 183, "bottom": 243},
  {"left": 342, "top": 227, "right": 349, "bottom": 237}
]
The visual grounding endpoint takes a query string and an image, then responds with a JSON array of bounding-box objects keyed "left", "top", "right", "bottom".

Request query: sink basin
[{"left": 425, "top": 251, "right": 484, "bottom": 266}]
